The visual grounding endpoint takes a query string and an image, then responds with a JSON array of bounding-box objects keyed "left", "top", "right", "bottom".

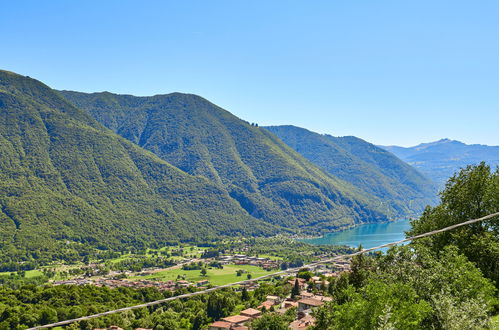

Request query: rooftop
[
  {"left": 209, "top": 321, "right": 232, "bottom": 329},
  {"left": 240, "top": 308, "right": 261, "bottom": 316},
  {"left": 222, "top": 315, "right": 251, "bottom": 324},
  {"left": 298, "top": 298, "right": 325, "bottom": 307}
]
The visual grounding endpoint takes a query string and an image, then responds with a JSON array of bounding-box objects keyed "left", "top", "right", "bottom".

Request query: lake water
[{"left": 302, "top": 219, "right": 411, "bottom": 251}]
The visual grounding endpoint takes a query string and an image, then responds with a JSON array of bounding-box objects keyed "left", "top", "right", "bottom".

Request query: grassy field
[
  {"left": 0, "top": 269, "right": 43, "bottom": 278},
  {"left": 131, "top": 264, "right": 272, "bottom": 286},
  {"left": 107, "top": 244, "right": 208, "bottom": 264}
]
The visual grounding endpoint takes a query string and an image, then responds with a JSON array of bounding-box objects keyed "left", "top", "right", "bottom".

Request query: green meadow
[{"left": 131, "top": 264, "right": 272, "bottom": 286}]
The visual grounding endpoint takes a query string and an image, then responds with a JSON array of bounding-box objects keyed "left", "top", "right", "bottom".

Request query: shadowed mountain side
[
  {"left": 61, "top": 90, "right": 392, "bottom": 231},
  {"left": 264, "top": 125, "right": 438, "bottom": 216},
  {"left": 0, "top": 70, "right": 275, "bottom": 261}
]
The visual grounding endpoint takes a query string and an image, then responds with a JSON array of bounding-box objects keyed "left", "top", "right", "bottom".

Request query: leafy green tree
[
  {"left": 314, "top": 281, "right": 431, "bottom": 329},
  {"left": 251, "top": 313, "right": 289, "bottom": 330},
  {"left": 38, "top": 307, "right": 58, "bottom": 325},
  {"left": 408, "top": 162, "right": 499, "bottom": 284},
  {"left": 191, "top": 311, "right": 208, "bottom": 330},
  {"left": 296, "top": 269, "right": 313, "bottom": 281}
]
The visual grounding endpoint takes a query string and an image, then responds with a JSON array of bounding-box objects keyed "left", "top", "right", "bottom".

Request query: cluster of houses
[
  {"left": 53, "top": 276, "right": 213, "bottom": 291},
  {"left": 208, "top": 288, "right": 332, "bottom": 330},
  {"left": 53, "top": 278, "right": 181, "bottom": 291},
  {"left": 218, "top": 254, "right": 279, "bottom": 270}
]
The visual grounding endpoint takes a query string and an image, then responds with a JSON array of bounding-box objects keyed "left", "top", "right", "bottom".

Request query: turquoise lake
[{"left": 302, "top": 219, "right": 411, "bottom": 250}]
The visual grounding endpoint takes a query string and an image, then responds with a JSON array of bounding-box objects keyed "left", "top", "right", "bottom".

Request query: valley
[{"left": 0, "top": 70, "right": 497, "bottom": 329}]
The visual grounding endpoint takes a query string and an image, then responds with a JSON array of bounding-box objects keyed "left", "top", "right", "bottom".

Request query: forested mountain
[
  {"left": 380, "top": 139, "right": 499, "bottom": 186},
  {"left": 61, "top": 90, "right": 392, "bottom": 232},
  {"left": 265, "top": 126, "right": 438, "bottom": 216},
  {"left": 0, "top": 70, "right": 275, "bottom": 262},
  {"left": 0, "top": 70, "right": 400, "bottom": 264}
]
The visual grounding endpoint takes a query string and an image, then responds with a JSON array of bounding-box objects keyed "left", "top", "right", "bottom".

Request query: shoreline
[{"left": 293, "top": 217, "right": 413, "bottom": 242}]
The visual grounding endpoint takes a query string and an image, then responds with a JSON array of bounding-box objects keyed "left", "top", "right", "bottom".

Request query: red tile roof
[
  {"left": 258, "top": 300, "right": 274, "bottom": 310},
  {"left": 240, "top": 308, "right": 261, "bottom": 317},
  {"left": 209, "top": 321, "right": 232, "bottom": 329},
  {"left": 222, "top": 315, "right": 251, "bottom": 324}
]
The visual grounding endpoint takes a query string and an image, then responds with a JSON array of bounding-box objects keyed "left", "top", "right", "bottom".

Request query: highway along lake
[{"left": 302, "top": 219, "right": 412, "bottom": 251}]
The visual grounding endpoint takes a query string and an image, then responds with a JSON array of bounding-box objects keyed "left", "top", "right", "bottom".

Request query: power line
[{"left": 28, "top": 211, "right": 499, "bottom": 329}]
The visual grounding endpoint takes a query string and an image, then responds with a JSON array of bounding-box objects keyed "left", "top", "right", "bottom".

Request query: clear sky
[{"left": 2, "top": 0, "right": 498, "bottom": 146}]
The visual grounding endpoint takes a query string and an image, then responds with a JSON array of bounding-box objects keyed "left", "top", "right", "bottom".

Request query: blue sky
[{"left": 2, "top": 0, "right": 498, "bottom": 146}]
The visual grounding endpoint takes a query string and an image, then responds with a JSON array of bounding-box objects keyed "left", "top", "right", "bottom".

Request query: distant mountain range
[
  {"left": 380, "top": 139, "right": 499, "bottom": 187},
  {"left": 1, "top": 69, "right": 472, "bottom": 262},
  {"left": 264, "top": 126, "right": 438, "bottom": 216}
]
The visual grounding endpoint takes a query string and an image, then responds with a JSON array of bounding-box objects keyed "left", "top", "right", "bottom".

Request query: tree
[
  {"left": 191, "top": 311, "right": 208, "bottom": 330},
  {"left": 291, "top": 278, "right": 300, "bottom": 299},
  {"left": 407, "top": 163, "right": 499, "bottom": 284},
  {"left": 247, "top": 273, "right": 252, "bottom": 280},
  {"left": 314, "top": 280, "right": 431, "bottom": 329},
  {"left": 200, "top": 268, "right": 207, "bottom": 277},
  {"left": 296, "top": 269, "right": 313, "bottom": 281},
  {"left": 206, "top": 293, "right": 225, "bottom": 320},
  {"left": 251, "top": 313, "right": 289, "bottom": 330},
  {"left": 241, "top": 287, "right": 249, "bottom": 301}
]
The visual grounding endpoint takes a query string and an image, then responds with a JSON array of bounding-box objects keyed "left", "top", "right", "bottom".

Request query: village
[
  {"left": 52, "top": 252, "right": 350, "bottom": 291},
  {"left": 51, "top": 252, "right": 352, "bottom": 330}
]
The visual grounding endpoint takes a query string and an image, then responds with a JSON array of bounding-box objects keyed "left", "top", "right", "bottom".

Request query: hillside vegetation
[
  {"left": 61, "top": 90, "right": 391, "bottom": 232},
  {"left": 0, "top": 70, "right": 274, "bottom": 264},
  {"left": 265, "top": 125, "right": 438, "bottom": 216}
]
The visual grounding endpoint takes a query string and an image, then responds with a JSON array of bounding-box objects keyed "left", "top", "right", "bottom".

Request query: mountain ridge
[
  {"left": 380, "top": 139, "right": 499, "bottom": 186},
  {"left": 264, "top": 125, "right": 438, "bottom": 216},
  {"left": 0, "top": 70, "right": 276, "bottom": 263},
  {"left": 60, "top": 89, "right": 394, "bottom": 232}
]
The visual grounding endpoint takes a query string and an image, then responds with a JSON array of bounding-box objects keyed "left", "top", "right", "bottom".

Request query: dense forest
[
  {"left": 60, "top": 90, "right": 398, "bottom": 229},
  {"left": 0, "top": 163, "right": 496, "bottom": 329},
  {"left": 0, "top": 70, "right": 273, "bottom": 266},
  {"left": 0, "top": 70, "right": 419, "bottom": 266},
  {"left": 265, "top": 125, "right": 437, "bottom": 216}
]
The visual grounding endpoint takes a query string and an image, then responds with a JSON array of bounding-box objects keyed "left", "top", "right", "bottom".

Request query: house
[
  {"left": 300, "top": 291, "right": 314, "bottom": 299},
  {"left": 208, "top": 321, "right": 232, "bottom": 330},
  {"left": 257, "top": 300, "right": 274, "bottom": 310},
  {"left": 314, "top": 279, "right": 329, "bottom": 289},
  {"left": 314, "top": 295, "right": 333, "bottom": 303},
  {"left": 196, "top": 279, "right": 209, "bottom": 287},
  {"left": 289, "top": 314, "right": 316, "bottom": 329},
  {"left": 288, "top": 278, "right": 307, "bottom": 288},
  {"left": 265, "top": 295, "right": 280, "bottom": 304},
  {"left": 222, "top": 315, "right": 251, "bottom": 325},
  {"left": 240, "top": 308, "right": 261, "bottom": 319},
  {"left": 176, "top": 280, "right": 191, "bottom": 288},
  {"left": 283, "top": 300, "right": 298, "bottom": 309},
  {"left": 297, "top": 298, "right": 325, "bottom": 312}
]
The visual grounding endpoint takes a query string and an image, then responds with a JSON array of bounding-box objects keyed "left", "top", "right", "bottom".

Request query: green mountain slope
[
  {"left": 380, "top": 139, "right": 499, "bottom": 187},
  {"left": 264, "top": 125, "right": 438, "bottom": 216},
  {"left": 61, "top": 90, "right": 391, "bottom": 232},
  {"left": 0, "top": 70, "right": 275, "bottom": 262}
]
